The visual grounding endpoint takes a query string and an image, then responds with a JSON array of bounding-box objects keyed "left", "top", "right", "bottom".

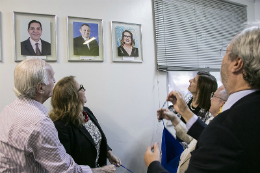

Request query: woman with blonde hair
[{"left": 49, "top": 76, "right": 120, "bottom": 172}]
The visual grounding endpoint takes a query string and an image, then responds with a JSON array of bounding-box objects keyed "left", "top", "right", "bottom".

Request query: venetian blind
[{"left": 153, "top": 0, "right": 247, "bottom": 71}]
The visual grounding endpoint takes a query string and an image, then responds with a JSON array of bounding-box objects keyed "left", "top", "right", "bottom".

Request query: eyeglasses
[
  {"left": 78, "top": 84, "right": 85, "bottom": 92},
  {"left": 211, "top": 92, "right": 226, "bottom": 101},
  {"left": 123, "top": 35, "right": 131, "bottom": 38},
  {"left": 219, "top": 45, "right": 231, "bottom": 58}
]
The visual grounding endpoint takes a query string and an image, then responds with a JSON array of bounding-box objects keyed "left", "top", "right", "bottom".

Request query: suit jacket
[
  {"left": 176, "top": 117, "right": 213, "bottom": 173},
  {"left": 186, "top": 90, "right": 260, "bottom": 173},
  {"left": 54, "top": 107, "right": 111, "bottom": 168},
  {"left": 21, "top": 38, "right": 51, "bottom": 55},
  {"left": 73, "top": 36, "right": 99, "bottom": 56},
  {"left": 147, "top": 161, "right": 169, "bottom": 173}
]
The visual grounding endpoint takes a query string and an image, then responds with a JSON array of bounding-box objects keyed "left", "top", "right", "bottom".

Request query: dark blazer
[
  {"left": 73, "top": 36, "right": 99, "bottom": 56},
  {"left": 54, "top": 107, "right": 111, "bottom": 168},
  {"left": 118, "top": 45, "right": 139, "bottom": 57},
  {"left": 147, "top": 91, "right": 260, "bottom": 173},
  {"left": 147, "top": 161, "right": 169, "bottom": 173},
  {"left": 21, "top": 38, "right": 51, "bottom": 55}
]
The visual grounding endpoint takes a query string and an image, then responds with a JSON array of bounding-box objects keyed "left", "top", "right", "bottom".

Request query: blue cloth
[{"left": 161, "top": 124, "right": 184, "bottom": 173}]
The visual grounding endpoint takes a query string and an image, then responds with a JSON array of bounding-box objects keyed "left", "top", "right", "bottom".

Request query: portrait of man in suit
[
  {"left": 73, "top": 23, "right": 99, "bottom": 56},
  {"left": 20, "top": 20, "right": 51, "bottom": 56}
]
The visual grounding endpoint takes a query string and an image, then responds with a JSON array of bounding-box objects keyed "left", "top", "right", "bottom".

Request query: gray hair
[
  {"left": 219, "top": 88, "right": 229, "bottom": 101},
  {"left": 229, "top": 21, "right": 260, "bottom": 88},
  {"left": 14, "top": 59, "right": 50, "bottom": 98}
]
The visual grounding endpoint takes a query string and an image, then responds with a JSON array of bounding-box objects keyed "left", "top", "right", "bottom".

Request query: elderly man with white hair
[
  {"left": 145, "top": 21, "right": 260, "bottom": 173},
  {"left": 0, "top": 59, "right": 115, "bottom": 173}
]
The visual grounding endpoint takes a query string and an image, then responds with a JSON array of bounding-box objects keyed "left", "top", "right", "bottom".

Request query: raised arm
[
  {"left": 157, "top": 108, "right": 193, "bottom": 143},
  {"left": 166, "top": 90, "right": 194, "bottom": 122}
]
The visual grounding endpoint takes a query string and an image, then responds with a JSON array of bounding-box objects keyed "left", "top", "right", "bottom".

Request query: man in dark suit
[
  {"left": 144, "top": 21, "right": 260, "bottom": 173},
  {"left": 21, "top": 20, "right": 51, "bottom": 56},
  {"left": 73, "top": 23, "right": 99, "bottom": 56}
]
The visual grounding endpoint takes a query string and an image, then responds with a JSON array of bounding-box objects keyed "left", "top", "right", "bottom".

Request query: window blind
[{"left": 153, "top": 0, "right": 247, "bottom": 71}]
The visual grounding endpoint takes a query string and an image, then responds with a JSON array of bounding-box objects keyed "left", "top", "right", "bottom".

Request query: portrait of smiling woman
[
  {"left": 49, "top": 76, "right": 120, "bottom": 171},
  {"left": 118, "top": 30, "right": 139, "bottom": 57}
]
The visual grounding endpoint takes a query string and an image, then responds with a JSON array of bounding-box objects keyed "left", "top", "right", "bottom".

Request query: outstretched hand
[
  {"left": 166, "top": 91, "right": 189, "bottom": 114},
  {"left": 107, "top": 150, "right": 121, "bottom": 167},
  {"left": 157, "top": 108, "right": 180, "bottom": 126},
  {"left": 144, "top": 143, "right": 161, "bottom": 168},
  {"left": 166, "top": 90, "right": 194, "bottom": 122}
]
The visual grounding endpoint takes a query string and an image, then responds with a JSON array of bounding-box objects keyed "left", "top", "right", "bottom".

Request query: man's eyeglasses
[
  {"left": 219, "top": 45, "right": 231, "bottom": 58},
  {"left": 78, "top": 84, "right": 85, "bottom": 92},
  {"left": 211, "top": 92, "right": 226, "bottom": 101}
]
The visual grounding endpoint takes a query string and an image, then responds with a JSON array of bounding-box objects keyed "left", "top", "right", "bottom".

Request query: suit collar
[
  {"left": 82, "top": 36, "right": 90, "bottom": 41},
  {"left": 26, "top": 38, "right": 49, "bottom": 55},
  {"left": 76, "top": 124, "right": 96, "bottom": 147},
  {"left": 41, "top": 40, "right": 48, "bottom": 55},
  {"left": 29, "top": 37, "right": 42, "bottom": 45},
  {"left": 76, "top": 108, "right": 104, "bottom": 147},
  {"left": 222, "top": 89, "right": 259, "bottom": 112},
  {"left": 24, "top": 38, "right": 36, "bottom": 55}
]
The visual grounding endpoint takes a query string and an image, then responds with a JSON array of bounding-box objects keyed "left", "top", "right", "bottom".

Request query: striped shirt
[{"left": 0, "top": 97, "right": 91, "bottom": 173}]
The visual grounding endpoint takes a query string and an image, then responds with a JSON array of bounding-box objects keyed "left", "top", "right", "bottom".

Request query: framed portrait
[
  {"left": 67, "top": 16, "right": 103, "bottom": 62},
  {"left": 111, "top": 21, "right": 143, "bottom": 62},
  {"left": 13, "top": 12, "right": 57, "bottom": 62}
]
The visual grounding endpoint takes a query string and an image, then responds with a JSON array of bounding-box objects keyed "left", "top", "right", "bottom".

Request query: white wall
[
  {"left": 0, "top": 0, "right": 166, "bottom": 172},
  {"left": 229, "top": 0, "right": 255, "bottom": 21},
  {"left": 255, "top": 0, "right": 260, "bottom": 20},
  {"left": 0, "top": 0, "right": 257, "bottom": 172}
]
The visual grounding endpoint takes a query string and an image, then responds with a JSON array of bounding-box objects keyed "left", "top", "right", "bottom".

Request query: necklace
[
  {"left": 83, "top": 111, "right": 89, "bottom": 122},
  {"left": 190, "top": 101, "right": 195, "bottom": 111}
]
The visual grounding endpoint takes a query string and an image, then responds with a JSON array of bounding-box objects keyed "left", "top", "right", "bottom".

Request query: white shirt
[
  {"left": 82, "top": 36, "right": 90, "bottom": 49},
  {"left": 29, "top": 37, "right": 42, "bottom": 53},
  {"left": 0, "top": 97, "right": 92, "bottom": 173},
  {"left": 186, "top": 89, "right": 259, "bottom": 131}
]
